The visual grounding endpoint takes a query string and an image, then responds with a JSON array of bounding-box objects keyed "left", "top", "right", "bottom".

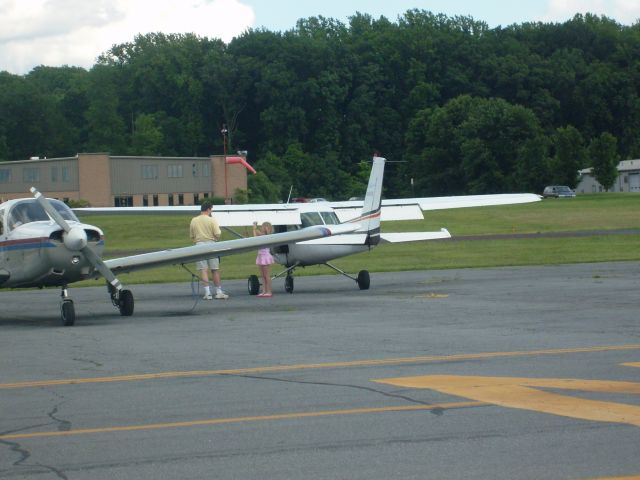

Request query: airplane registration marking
[
  {"left": 0, "top": 401, "right": 483, "bottom": 440},
  {"left": 1, "top": 344, "right": 639, "bottom": 389},
  {"left": 373, "top": 375, "right": 640, "bottom": 427}
]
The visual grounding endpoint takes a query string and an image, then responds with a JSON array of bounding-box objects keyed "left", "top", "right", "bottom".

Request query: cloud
[
  {"left": 0, "top": 0, "right": 255, "bottom": 74},
  {"left": 542, "top": 0, "right": 640, "bottom": 23}
]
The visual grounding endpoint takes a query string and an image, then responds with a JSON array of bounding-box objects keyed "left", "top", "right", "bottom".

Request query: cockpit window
[
  {"left": 8, "top": 199, "right": 78, "bottom": 229},
  {"left": 300, "top": 212, "right": 323, "bottom": 227},
  {"left": 320, "top": 211, "right": 340, "bottom": 225}
]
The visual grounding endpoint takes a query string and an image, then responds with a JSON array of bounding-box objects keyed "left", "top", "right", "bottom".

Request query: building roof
[{"left": 579, "top": 159, "right": 640, "bottom": 175}]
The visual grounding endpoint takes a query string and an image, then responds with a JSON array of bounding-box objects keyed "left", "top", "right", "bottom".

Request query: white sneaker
[
  {"left": 214, "top": 291, "right": 229, "bottom": 300},
  {"left": 203, "top": 294, "right": 213, "bottom": 300}
]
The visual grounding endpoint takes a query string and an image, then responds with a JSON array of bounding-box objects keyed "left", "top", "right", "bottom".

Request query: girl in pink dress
[{"left": 252, "top": 221, "right": 275, "bottom": 297}]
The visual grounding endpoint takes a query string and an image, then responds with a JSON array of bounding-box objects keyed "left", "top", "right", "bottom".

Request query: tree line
[{"left": 0, "top": 10, "right": 635, "bottom": 200}]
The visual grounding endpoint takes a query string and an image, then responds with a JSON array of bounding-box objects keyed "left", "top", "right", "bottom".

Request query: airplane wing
[
  {"left": 104, "top": 223, "right": 357, "bottom": 275},
  {"left": 331, "top": 203, "right": 424, "bottom": 223},
  {"left": 388, "top": 193, "right": 542, "bottom": 211},
  {"left": 330, "top": 193, "right": 540, "bottom": 222},
  {"left": 74, "top": 204, "right": 301, "bottom": 227},
  {"left": 76, "top": 193, "right": 540, "bottom": 227}
]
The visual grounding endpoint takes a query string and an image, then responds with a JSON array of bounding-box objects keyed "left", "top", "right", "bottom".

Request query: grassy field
[{"left": 77, "top": 193, "right": 640, "bottom": 286}]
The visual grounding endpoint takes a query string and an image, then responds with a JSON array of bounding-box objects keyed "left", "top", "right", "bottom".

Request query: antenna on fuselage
[{"left": 286, "top": 185, "right": 293, "bottom": 205}]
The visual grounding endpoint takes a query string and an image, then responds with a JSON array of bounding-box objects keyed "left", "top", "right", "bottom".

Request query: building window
[
  {"left": 143, "top": 194, "right": 148, "bottom": 206},
  {"left": 202, "top": 163, "right": 210, "bottom": 177},
  {"left": 153, "top": 194, "right": 159, "bottom": 206},
  {"left": 193, "top": 193, "right": 199, "bottom": 205},
  {"left": 168, "top": 164, "right": 183, "bottom": 178},
  {"left": 115, "top": 196, "right": 133, "bottom": 207},
  {"left": 51, "top": 166, "right": 58, "bottom": 182},
  {"left": 178, "top": 193, "right": 184, "bottom": 205},
  {"left": 168, "top": 194, "right": 174, "bottom": 206},
  {"left": 142, "top": 164, "right": 158, "bottom": 179},
  {"left": 0, "top": 169, "right": 11, "bottom": 183},
  {"left": 23, "top": 167, "right": 40, "bottom": 183},
  {"left": 61, "top": 166, "right": 69, "bottom": 182}
]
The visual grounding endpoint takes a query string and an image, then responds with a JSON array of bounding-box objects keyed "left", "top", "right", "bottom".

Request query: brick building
[{"left": 0, "top": 153, "right": 249, "bottom": 206}]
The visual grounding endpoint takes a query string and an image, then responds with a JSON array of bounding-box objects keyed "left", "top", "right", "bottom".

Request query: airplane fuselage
[
  {"left": 270, "top": 201, "right": 370, "bottom": 267},
  {"left": 0, "top": 199, "right": 104, "bottom": 289},
  {"left": 273, "top": 243, "right": 369, "bottom": 267}
]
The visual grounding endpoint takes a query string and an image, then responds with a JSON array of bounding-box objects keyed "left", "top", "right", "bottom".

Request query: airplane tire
[
  {"left": 248, "top": 275, "right": 260, "bottom": 295},
  {"left": 357, "top": 270, "right": 370, "bottom": 290},
  {"left": 285, "top": 275, "right": 294, "bottom": 293},
  {"left": 61, "top": 300, "right": 75, "bottom": 326},
  {"left": 118, "top": 289, "right": 134, "bottom": 316}
]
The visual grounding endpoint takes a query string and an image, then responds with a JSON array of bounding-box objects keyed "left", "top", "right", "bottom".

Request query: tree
[
  {"left": 406, "top": 95, "right": 547, "bottom": 195},
  {"left": 550, "top": 125, "right": 587, "bottom": 187},
  {"left": 247, "top": 171, "right": 281, "bottom": 203},
  {"left": 84, "top": 66, "right": 127, "bottom": 153},
  {"left": 589, "top": 132, "right": 619, "bottom": 191},
  {"left": 131, "top": 113, "right": 164, "bottom": 155}
]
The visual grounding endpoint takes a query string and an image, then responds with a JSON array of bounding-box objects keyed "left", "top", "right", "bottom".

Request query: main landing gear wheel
[
  {"left": 118, "top": 289, "right": 134, "bottom": 316},
  {"left": 248, "top": 275, "right": 260, "bottom": 295},
  {"left": 357, "top": 270, "right": 370, "bottom": 290},
  {"left": 61, "top": 299, "right": 75, "bottom": 326},
  {"left": 285, "top": 274, "right": 294, "bottom": 293}
]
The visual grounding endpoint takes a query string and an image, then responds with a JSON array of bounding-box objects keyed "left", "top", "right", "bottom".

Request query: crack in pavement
[{"left": 221, "top": 373, "right": 447, "bottom": 415}]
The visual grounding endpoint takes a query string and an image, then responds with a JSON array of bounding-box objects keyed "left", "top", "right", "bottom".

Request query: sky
[{"left": 1, "top": 0, "right": 640, "bottom": 75}]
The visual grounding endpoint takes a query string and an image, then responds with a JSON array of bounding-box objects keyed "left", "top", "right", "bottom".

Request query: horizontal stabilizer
[{"left": 379, "top": 228, "right": 451, "bottom": 243}]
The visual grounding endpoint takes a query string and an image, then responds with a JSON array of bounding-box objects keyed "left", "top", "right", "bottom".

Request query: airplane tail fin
[{"left": 349, "top": 156, "right": 385, "bottom": 245}]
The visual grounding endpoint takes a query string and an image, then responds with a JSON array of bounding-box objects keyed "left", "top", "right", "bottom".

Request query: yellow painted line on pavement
[
  {"left": 0, "top": 401, "right": 483, "bottom": 440},
  {"left": 623, "top": 362, "right": 640, "bottom": 368},
  {"left": 374, "top": 375, "right": 640, "bottom": 427},
  {"left": 2, "top": 344, "right": 639, "bottom": 390},
  {"left": 587, "top": 476, "right": 640, "bottom": 480}
]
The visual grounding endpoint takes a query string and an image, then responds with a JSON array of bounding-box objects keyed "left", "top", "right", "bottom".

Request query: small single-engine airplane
[
  {"left": 0, "top": 191, "right": 358, "bottom": 326},
  {"left": 75, "top": 156, "right": 541, "bottom": 296}
]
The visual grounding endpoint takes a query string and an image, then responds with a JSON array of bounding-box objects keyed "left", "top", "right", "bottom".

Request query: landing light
[{"left": 71, "top": 256, "right": 80, "bottom": 265}]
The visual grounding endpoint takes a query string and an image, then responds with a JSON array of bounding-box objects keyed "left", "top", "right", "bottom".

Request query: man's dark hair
[{"left": 200, "top": 201, "right": 212, "bottom": 212}]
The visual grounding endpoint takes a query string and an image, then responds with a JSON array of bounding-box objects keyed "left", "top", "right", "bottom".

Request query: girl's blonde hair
[{"left": 261, "top": 221, "right": 273, "bottom": 235}]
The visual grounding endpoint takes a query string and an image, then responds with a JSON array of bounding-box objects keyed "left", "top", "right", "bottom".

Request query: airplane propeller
[
  {"left": 30, "top": 187, "right": 123, "bottom": 290},
  {"left": 31, "top": 188, "right": 133, "bottom": 325}
]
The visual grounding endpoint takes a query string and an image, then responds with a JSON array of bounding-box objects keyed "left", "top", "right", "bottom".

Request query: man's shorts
[{"left": 195, "top": 241, "right": 220, "bottom": 270}]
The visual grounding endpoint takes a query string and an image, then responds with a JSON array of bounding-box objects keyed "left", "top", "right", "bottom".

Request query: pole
[{"left": 221, "top": 125, "right": 228, "bottom": 203}]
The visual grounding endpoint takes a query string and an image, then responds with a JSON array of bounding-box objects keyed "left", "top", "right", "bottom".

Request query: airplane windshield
[
  {"left": 8, "top": 199, "right": 79, "bottom": 229},
  {"left": 320, "top": 211, "right": 340, "bottom": 225},
  {"left": 300, "top": 211, "right": 341, "bottom": 227},
  {"left": 300, "top": 212, "right": 323, "bottom": 227}
]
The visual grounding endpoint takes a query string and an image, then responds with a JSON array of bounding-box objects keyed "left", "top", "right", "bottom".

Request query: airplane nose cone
[{"left": 64, "top": 227, "right": 88, "bottom": 251}]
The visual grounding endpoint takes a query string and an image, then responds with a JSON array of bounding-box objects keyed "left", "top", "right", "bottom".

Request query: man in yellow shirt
[{"left": 189, "top": 202, "right": 229, "bottom": 300}]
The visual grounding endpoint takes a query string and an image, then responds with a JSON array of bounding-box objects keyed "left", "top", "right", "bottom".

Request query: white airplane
[
  {"left": 0, "top": 191, "right": 358, "bottom": 326},
  {"left": 74, "top": 157, "right": 541, "bottom": 295}
]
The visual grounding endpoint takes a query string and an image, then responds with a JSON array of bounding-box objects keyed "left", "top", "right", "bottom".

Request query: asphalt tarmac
[{"left": 1, "top": 262, "right": 639, "bottom": 479}]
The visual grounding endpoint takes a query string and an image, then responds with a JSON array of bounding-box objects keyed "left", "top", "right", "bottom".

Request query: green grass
[{"left": 75, "top": 193, "right": 640, "bottom": 286}]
